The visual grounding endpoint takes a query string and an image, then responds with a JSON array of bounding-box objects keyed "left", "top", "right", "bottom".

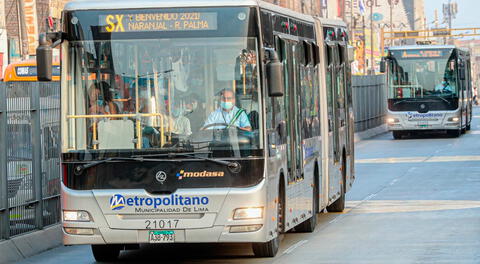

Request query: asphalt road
[{"left": 17, "top": 109, "right": 480, "bottom": 264}]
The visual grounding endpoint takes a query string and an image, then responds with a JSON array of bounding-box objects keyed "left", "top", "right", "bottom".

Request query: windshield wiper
[
  {"left": 432, "top": 96, "right": 451, "bottom": 105},
  {"left": 73, "top": 156, "right": 175, "bottom": 175},
  {"left": 132, "top": 152, "right": 241, "bottom": 173},
  {"left": 393, "top": 99, "right": 417, "bottom": 105}
]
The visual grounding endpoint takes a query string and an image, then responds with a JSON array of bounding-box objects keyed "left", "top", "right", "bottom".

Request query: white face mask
[{"left": 191, "top": 101, "right": 198, "bottom": 110}]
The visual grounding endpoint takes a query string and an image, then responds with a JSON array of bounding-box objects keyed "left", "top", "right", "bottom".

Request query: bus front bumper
[{"left": 61, "top": 180, "right": 277, "bottom": 245}]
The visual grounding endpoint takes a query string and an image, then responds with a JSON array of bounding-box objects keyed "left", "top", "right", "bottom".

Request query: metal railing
[
  {"left": 352, "top": 75, "right": 387, "bottom": 132},
  {"left": 0, "top": 82, "right": 60, "bottom": 240}
]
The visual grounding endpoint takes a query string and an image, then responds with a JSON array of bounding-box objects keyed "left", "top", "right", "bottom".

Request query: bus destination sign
[
  {"left": 99, "top": 12, "right": 218, "bottom": 33},
  {"left": 398, "top": 49, "right": 449, "bottom": 59}
]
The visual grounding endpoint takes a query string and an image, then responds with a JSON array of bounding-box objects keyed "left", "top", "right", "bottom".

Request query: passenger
[
  {"left": 172, "top": 103, "right": 192, "bottom": 137},
  {"left": 184, "top": 94, "right": 205, "bottom": 132},
  {"left": 203, "top": 89, "right": 251, "bottom": 131},
  {"left": 434, "top": 78, "right": 452, "bottom": 93},
  {"left": 88, "top": 81, "right": 119, "bottom": 116}
]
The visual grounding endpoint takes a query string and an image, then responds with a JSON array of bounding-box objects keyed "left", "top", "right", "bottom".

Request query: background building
[
  {"left": 0, "top": 0, "right": 7, "bottom": 79},
  {"left": 4, "top": 0, "right": 68, "bottom": 63}
]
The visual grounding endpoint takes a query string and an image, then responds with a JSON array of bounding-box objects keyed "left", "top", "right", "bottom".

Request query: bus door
[
  {"left": 326, "top": 44, "right": 340, "bottom": 163},
  {"left": 278, "top": 37, "right": 302, "bottom": 182},
  {"left": 335, "top": 44, "right": 347, "bottom": 154},
  {"left": 458, "top": 57, "right": 466, "bottom": 127}
]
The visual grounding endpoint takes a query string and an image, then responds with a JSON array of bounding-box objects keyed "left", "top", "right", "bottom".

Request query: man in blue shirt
[
  {"left": 203, "top": 89, "right": 252, "bottom": 131},
  {"left": 434, "top": 78, "right": 452, "bottom": 93}
]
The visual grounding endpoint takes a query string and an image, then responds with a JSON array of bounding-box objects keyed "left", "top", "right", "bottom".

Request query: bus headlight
[
  {"left": 233, "top": 207, "right": 263, "bottom": 220},
  {"left": 63, "top": 210, "right": 91, "bottom": 222},
  {"left": 387, "top": 118, "right": 399, "bottom": 124},
  {"left": 64, "top": 227, "right": 94, "bottom": 235},
  {"left": 448, "top": 117, "right": 460, "bottom": 122},
  {"left": 229, "top": 224, "right": 263, "bottom": 233}
]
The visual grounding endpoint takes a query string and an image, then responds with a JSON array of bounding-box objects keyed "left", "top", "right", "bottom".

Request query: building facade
[{"left": 4, "top": 0, "right": 67, "bottom": 62}]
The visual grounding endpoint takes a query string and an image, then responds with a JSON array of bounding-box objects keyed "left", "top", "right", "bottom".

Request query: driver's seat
[{"left": 248, "top": 110, "right": 259, "bottom": 130}]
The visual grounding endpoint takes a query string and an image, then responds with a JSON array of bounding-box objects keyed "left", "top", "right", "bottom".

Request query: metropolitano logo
[{"left": 110, "top": 194, "right": 126, "bottom": 210}]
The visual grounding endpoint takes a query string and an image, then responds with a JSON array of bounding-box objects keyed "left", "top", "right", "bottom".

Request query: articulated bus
[
  {"left": 381, "top": 45, "right": 473, "bottom": 139},
  {"left": 37, "top": 0, "right": 354, "bottom": 260}
]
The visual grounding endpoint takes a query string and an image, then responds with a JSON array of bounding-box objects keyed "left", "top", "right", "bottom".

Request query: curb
[
  {"left": 354, "top": 124, "right": 389, "bottom": 143},
  {"left": 0, "top": 225, "right": 62, "bottom": 264}
]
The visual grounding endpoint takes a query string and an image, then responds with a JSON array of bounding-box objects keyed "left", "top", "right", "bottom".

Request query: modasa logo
[
  {"left": 176, "top": 170, "right": 224, "bottom": 180},
  {"left": 109, "top": 194, "right": 209, "bottom": 210},
  {"left": 110, "top": 194, "right": 126, "bottom": 210}
]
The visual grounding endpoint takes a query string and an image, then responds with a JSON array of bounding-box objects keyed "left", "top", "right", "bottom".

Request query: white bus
[
  {"left": 381, "top": 45, "right": 473, "bottom": 138},
  {"left": 37, "top": 0, "right": 355, "bottom": 260}
]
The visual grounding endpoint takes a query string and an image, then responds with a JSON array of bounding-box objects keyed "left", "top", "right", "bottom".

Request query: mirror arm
[
  {"left": 264, "top": 47, "right": 279, "bottom": 62},
  {"left": 44, "top": 32, "right": 64, "bottom": 48}
]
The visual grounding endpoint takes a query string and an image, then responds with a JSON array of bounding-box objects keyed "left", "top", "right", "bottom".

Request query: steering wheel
[{"left": 202, "top": 123, "right": 239, "bottom": 130}]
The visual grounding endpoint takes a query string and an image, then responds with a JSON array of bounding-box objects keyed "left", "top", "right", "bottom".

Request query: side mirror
[
  {"left": 347, "top": 45, "right": 355, "bottom": 63},
  {"left": 380, "top": 58, "right": 386, "bottom": 73},
  {"left": 36, "top": 33, "right": 53, "bottom": 82},
  {"left": 266, "top": 49, "right": 284, "bottom": 97}
]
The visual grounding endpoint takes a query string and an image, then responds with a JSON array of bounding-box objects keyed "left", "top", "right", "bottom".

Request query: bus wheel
[
  {"left": 448, "top": 129, "right": 461, "bottom": 138},
  {"left": 466, "top": 123, "right": 471, "bottom": 131},
  {"left": 392, "top": 131, "right": 403, "bottom": 140},
  {"left": 91, "top": 245, "right": 122, "bottom": 262},
  {"left": 252, "top": 182, "right": 283, "bottom": 257}
]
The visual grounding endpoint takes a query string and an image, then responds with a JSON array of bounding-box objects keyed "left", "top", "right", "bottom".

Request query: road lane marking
[
  {"left": 282, "top": 240, "right": 309, "bottom": 255},
  {"left": 389, "top": 179, "right": 398, "bottom": 186},
  {"left": 357, "top": 155, "right": 480, "bottom": 164},
  {"left": 348, "top": 200, "right": 480, "bottom": 214}
]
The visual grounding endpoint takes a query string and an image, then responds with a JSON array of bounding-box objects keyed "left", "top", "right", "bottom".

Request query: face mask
[
  {"left": 221, "top": 101, "right": 234, "bottom": 110},
  {"left": 442, "top": 81, "right": 447, "bottom": 85},
  {"left": 97, "top": 99, "right": 104, "bottom": 106},
  {"left": 172, "top": 108, "right": 183, "bottom": 117}
]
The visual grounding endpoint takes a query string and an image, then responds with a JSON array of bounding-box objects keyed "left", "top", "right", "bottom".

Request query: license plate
[
  {"left": 417, "top": 121, "right": 429, "bottom": 127},
  {"left": 149, "top": 230, "right": 175, "bottom": 243}
]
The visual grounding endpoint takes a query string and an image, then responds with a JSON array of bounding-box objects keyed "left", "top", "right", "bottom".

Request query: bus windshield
[
  {"left": 65, "top": 10, "right": 262, "bottom": 157},
  {"left": 387, "top": 48, "right": 457, "bottom": 99}
]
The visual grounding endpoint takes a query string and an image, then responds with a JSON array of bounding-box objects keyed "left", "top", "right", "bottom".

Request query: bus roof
[
  {"left": 64, "top": 0, "right": 347, "bottom": 27},
  {"left": 387, "top": 45, "right": 456, "bottom": 51},
  {"left": 65, "top": 0, "right": 259, "bottom": 11}
]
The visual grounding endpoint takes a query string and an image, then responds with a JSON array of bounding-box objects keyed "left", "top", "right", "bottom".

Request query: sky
[{"left": 424, "top": 0, "right": 479, "bottom": 29}]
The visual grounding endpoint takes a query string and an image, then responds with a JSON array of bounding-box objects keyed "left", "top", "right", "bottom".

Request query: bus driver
[{"left": 203, "top": 89, "right": 252, "bottom": 131}]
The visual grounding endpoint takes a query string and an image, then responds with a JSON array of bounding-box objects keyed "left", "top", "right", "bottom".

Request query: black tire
[
  {"left": 448, "top": 129, "right": 461, "bottom": 138},
  {"left": 392, "top": 131, "right": 403, "bottom": 140},
  {"left": 295, "top": 177, "right": 317, "bottom": 232},
  {"left": 466, "top": 123, "right": 471, "bottom": 131},
  {"left": 91, "top": 245, "right": 122, "bottom": 262},
  {"left": 252, "top": 180, "right": 284, "bottom": 258}
]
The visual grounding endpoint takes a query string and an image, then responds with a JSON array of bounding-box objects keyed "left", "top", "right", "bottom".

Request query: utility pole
[
  {"left": 363, "top": 15, "right": 366, "bottom": 75},
  {"left": 370, "top": 2, "right": 374, "bottom": 74},
  {"left": 17, "top": 0, "right": 29, "bottom": 59},
  {"left": 443, "top": 0, "right": 458, "bottom": 43},
  {"left": 389, "top": 0, "right": 393, "bottom": 46},
  {"left": 350, "top": 0, "right": 354, "bottom": 44}
]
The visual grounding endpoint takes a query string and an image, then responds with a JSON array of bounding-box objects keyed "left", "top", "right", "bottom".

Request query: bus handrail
[{"left": 66, "top": 113, "right": 166, "bottom": 149}]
